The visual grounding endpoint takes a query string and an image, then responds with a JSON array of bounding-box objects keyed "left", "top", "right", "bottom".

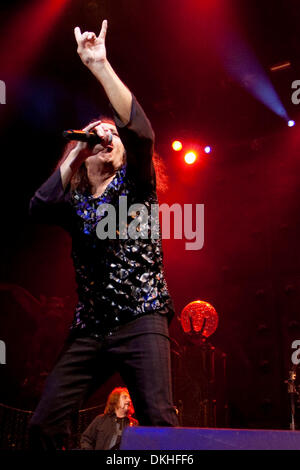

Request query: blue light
[
  {"left": 288, "top": 120, "right": 295, "bottom": 127},
  {"left": 204, "top": 146, "right": 211, "bottom": 154},
  {"left": 216, "top": 29, "right": 289, "bottom": 121}
]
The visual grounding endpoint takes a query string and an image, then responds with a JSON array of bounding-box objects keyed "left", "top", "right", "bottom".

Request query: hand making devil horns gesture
[
  {"left": 74, "top": 19, "right": 108, "bottom": 69},
  {"left": 73, "top": 19, "right": 132, "bottom": 126}
]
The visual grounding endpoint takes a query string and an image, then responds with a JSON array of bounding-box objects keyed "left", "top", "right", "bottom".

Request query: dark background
[{"left": 1, "top": 0, "right": 300, "bottom": 429}]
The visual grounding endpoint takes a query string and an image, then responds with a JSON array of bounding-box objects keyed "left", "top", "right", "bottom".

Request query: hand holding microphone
[
  {"left": 63, "top": 121, "right": 113, "bottom": 154},
  {"left": 63, "top": 127, "right": 113, "bottom": 149}
]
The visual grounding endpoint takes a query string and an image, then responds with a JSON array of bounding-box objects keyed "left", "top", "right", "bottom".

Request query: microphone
[{"left": 62, "top": 129, "right": 113, "bottom": 150}]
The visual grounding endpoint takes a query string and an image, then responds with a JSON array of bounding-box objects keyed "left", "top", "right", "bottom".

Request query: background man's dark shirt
[{"left": 80, "top": 413, "right": 138, "bottom": 450}]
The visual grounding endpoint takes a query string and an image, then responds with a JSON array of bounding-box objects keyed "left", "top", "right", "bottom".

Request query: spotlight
[
  {"left": 172, "top": 140, "right": 183, "bottom": 151},
  {"left": 184, "top": 151, "right": 197, "bottom": 165},
  {"left": 288, "top": 120, "right": 295, "bottom": 127},
  {"left": 204, "top": 146, "right": 211, "bottom": 154}
]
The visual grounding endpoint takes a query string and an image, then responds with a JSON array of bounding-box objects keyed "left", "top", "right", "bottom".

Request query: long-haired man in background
[{"left": 81, "top": 387, "right": 137, "bottom": 450}]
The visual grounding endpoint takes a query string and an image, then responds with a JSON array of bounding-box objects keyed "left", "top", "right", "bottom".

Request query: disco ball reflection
[{"left": 180, "top": 300, "right": 219, "bottom": 339}]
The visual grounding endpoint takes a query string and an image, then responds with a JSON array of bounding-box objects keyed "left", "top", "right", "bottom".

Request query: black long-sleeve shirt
[
  {"left": 80, "top": 413, "right": 138, "bottom": 450},
  {"left": 29, "top": 95, "right": 174, "bottom": 338}
]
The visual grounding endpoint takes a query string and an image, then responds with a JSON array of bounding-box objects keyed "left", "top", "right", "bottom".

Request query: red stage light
[
  {"left": 172, "top": 140, "right": 183, "bottom": 151},
  {"left": 180, "top": 300, "right": 219, "bottom": 339},
  {"left": 0, "top": 0, "right": 70, "bottom": 80},
  {"left": 184, "top": 151, "right": 197, "bottom": 165}
]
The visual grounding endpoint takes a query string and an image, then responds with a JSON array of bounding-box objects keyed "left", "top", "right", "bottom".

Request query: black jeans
[{"left": 28, "top": 313, "right": 178, "bottom": 450}]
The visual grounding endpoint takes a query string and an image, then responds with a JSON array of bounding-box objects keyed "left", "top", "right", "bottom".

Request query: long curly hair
[
  {"left": 56, "top": 118, "right": 168, "bottom": 196},
  {"left": 104, "top": 387, "right": 134, "bottom": 417}
]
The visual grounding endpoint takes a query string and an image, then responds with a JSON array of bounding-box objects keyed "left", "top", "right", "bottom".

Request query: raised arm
[
  {"left": 41, "top": 20, "right": 132, "bottom": 196},
  {"left": 61, "top": 20, "right": 153, "bottom": 192},
  {"left": 74, "top": 20, "right": 155, "bottom": 188},
  {"left": 74, "top": 20, "right": 132, "bottom": 125}
]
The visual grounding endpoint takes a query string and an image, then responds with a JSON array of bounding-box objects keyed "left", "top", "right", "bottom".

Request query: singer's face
[{"left": 85, "top": 122, "right": 125, "bottom": 170}]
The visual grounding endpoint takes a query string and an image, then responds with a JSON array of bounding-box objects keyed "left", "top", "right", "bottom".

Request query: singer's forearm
[
  {"left": 88, "top": 60, "right": 132, "bottom": 124},
  {"left": 59, "top": 148, "right": 86, "bottom": 190}
]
